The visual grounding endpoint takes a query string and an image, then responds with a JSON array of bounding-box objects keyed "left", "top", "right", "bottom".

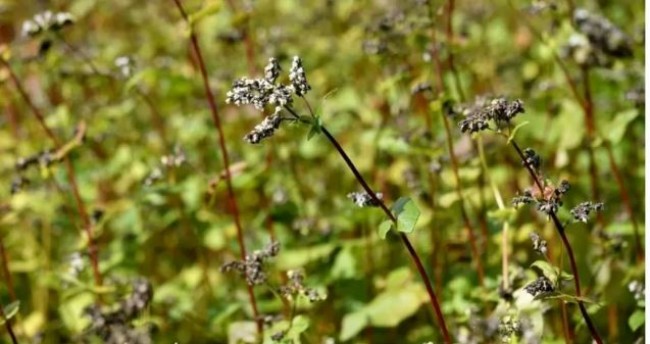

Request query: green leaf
[
  {"left": 189, "top": 0, "right": 222, "bottom": 25},
  {"left": 0, "top": 301, "right": 19, "bottom": 325},
  {"left": 307, "top": 116, "right": 322, "bottom": 140},
  {"left": 391, "top": 197, "right": 420, "bottom": 234},
  {"left": 340, "top": 311, "right": 368, "bottom": 341},
  {"left": 507, "top": 121, "right": 529, "bottom": 144},
  {"left": 628, "top": 309, "right": 645, "bottom": 331},
  {"left": 487, "top": 208, "right": 516, "bottom": 222},
  {"left": 287, "top": 315, "right": 310, "bottom": 339},
  {"left": 605, "top": 108, "right": 639, "bottom": 144},
  {"left": 530, "top": 261, "right": 555, "bottom": 282},
  {"left": 365, "top": 284, "right": 427, "bottom": 327},
  {"left": 378, "top": 220, "right": 392, "bottom": 239}
]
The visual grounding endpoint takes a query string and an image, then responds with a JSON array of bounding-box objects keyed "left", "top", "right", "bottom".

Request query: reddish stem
[
  {"left": 1, "top": 59, "right": 103, "bottom": 288},
  {"left": 510, "top": 140, "right": 602, "bottom": 344},
  {"left": 170, "top": 0, "right": 261, "bottom": 334},
  {"left": 285, "top": 104, "right": 451, "bottom": 343},
  {"left": 0, "top": 238, "right": 15, "bottom": 302}
]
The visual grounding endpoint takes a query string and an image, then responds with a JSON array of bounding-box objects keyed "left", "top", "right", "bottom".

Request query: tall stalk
[
  {"left": 284, "top": 106, "right": 452, "bottom": 343},
  {"left": 170, "top": 0, "right": 261, "bottom": 334},
  {"left": 428, "top": 1, "right": 485, "bottom": 285},
  {"left": 509, "top": 139, "right": 603, "bottom": 344},
  {"left": 1, "top": 59, "right": 103, "bottom": 289}
]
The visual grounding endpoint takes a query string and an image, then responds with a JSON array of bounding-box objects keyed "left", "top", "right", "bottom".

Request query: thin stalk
[
  {"left": 509, "top": 139, "right": 602, "bottom": 344},
  {"left": 0, "top": 301, "right": 17, "bottom": 344},
  {"left": 430, "top": 1, "right": 485, "bottom": 286},
  {"left": 0, "top": 238, "right": 15, "bottom": 301},
  {"left": 283, "top": 106, "right": 451, "bottom": 343},
  {"left": 604, "top": 142, "right": 643, "bottom": 260},
  {"left": 225, "top": 0, "right": 277, "bottom": 243},
  {"left": 445, "top": 0, "right": 466, "bottom": 101},
  {"left": 441, "top": 114, "right": 484, "bottom": 285},
  {"left": 514, "top": 2, "right": 643, "bottom": 260},
  {"left": 477, "top": 136, "right": 509, "bottom": 290},
  {"left": 1, "top": 59, "right": 103, "bottom": 288},
  {"left": 170, "top": 0, "right": 261, "bottom": 334}
]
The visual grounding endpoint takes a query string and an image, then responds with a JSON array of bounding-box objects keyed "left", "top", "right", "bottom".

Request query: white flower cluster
[{"left": 22, "top": 11, "right": 74, "bottom": 37}]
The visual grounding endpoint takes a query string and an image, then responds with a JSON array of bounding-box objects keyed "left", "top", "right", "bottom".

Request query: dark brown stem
[
  {"left": 510, "top": 140, "right": 602, "bottom": 344},
  {"left": 170, "top": 0, "right": 261, "bottom": 334},
  {"left": 1, "top": 59, "right": 103, "bottom": 289},
  {"left": 0, "top": 301, "right": 18, "bottom": 344},
  {"left": 287, "top": 105, "right": 450, "bottom": 342}
]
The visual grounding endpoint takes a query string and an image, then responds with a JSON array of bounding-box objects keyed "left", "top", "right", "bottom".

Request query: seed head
[
  {"left": 529, "top": 232, "right": 548, "bottom": 255},
  {"left": 289, "top": 56, "right": 311, "bottom": 96},
  {"left": 570, "top": 201, "right": 604, "bottom": 223},
  {"left": 524, "top": 276, "right": 554, "bottom": 296},
  {"left": 243, "top": 114, "right": 284, "bottom": 144}
]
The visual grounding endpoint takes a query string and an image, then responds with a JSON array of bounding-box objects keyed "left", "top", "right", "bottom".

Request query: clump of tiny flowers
[
  {"left": 458, "top": 97, "right": 525, "bottom": 133},
  {"left": 628, "top": 280, "right": 644, "bottom": 302},
  {"left": 22, "top": 11, "right": 74, "bottom": 37},
  {"left": 573, "top": 8, "right": 633, "bottom": 58},
  {"left": 512, "top": 179, "right": 570, "bottom": 216},
  {"left": 221, "top": 241, "right": 280, "bottom": 286},
  {"left": 529, "top": 232, "right": 548, "bottom": 255},
  {"left": 278, "top": 269, "right": 324, "bottom": 303},
  {"left": 226, "top": 57, "right": 312, "bottom": 144},
  {"left": 83, "top": 278, "right": 153, "bottom": 344},
  {"left": 347, "top": 191, "right": 383, "bottom": 208}
]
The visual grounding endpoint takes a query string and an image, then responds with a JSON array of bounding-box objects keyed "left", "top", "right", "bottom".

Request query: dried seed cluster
[
  {"left": 498, "top": 316, "right": 520, "bottom": 344},
  {"left": 573, "top": 8, "right": 633, "bottom": 58},
  {"left": 221, "top": 241, "right": 280, "bottom": 286},
  {"left": 84, "top": 278, "right": 153, "bottom": 344},
  {"left": 279, "top": 270, "right": 323, "bottom": 302},
  {"left": 226, "top": 56, "right": 311, "bottom": 110},
  {"left": 228, "top": 57, "right": 312, "bottom": 144},
  {"left": 244, "top": 114, "right": 283, "bottom": 144},
  {"left": 529, "top": 232, "right": 548, "bottom": 255},
  {"left": 512, "top": 179, "right": 570, "bottom": 216},
  {"left": 21, "top": 11, "right": 74, "bottom": 37},
  {"left": 347, "top": 191, "right": 383, "bottom": 208},
  {"left": 524, "top": 276, "right": 554, "bottom": 296},
  {"left": 458, "top": 98, "right": 525, "bottom": 133},
  {"left": 570, "top": 201, "right": 604, "bottom": 223}
]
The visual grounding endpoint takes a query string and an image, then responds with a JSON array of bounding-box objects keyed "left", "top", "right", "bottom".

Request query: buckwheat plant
[
  {"left": 227, "top": 56, "right": 451, "bottom": 343},
  {"left": 457, "top": 97, "right": 603, "bottom": 343}
]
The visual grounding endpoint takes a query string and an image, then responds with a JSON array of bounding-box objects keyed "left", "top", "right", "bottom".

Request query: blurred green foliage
[{"left": 0, "top": 0, "right": 644, "bottom": 343}]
